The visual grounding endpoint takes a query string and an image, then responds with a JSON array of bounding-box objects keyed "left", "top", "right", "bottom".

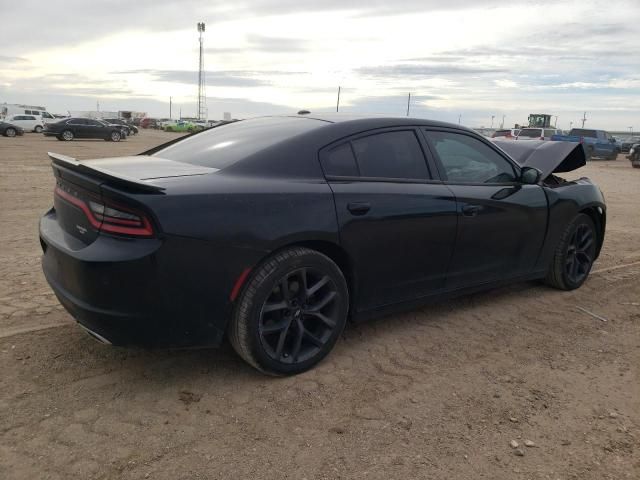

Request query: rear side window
[
  {"left": 322, "top": 143, "right": 359, "bottom": 176},
  {"left": 426, "top": 130, "right": 517, "bottom": 184},
  {"left": 351, "top": 131, "right": 429, "bottom": 180},
  {"left": 570, "top": 129, "right": 597, "bottom": 138}
]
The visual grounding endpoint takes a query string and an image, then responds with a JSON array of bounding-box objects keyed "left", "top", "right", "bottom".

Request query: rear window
[
  {"left": 518, "top": 129, "right": 542, "bottom": 138},
  {"left": 569, "top": 129, "right": 597, "bottom": 138},
  {"left": 153, "top": 117, "right": 325, "bottom": 169},
  {"left": 492, "top": 130, "right": 511, "bottom": 138}
]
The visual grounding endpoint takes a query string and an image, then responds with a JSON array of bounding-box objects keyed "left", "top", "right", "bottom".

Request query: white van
[
  {"left": 5, "top": 114, "right": 45, "bottom": 133},
  {"left": 1, "top": 104, "right": 57, "bottom": 124}
]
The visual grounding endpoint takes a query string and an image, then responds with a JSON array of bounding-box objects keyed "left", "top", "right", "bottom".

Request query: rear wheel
[
  {"left": 61, "top": 130, "right": 74, "bottom": 141},
  {"left": 5, "top": 127, "right": 16, "bottom": 137},
  {"left": 110, "top": 131, "right": 121, "bottom": 142},
  {"left": 228, "top": 247, "right": 349, "bottom": 375},
  {"left": 545, "top": 213, "right": 597, "bottom": 290},
  {"left": 34, "top": 125, "right": 43, "bottom": 133}
]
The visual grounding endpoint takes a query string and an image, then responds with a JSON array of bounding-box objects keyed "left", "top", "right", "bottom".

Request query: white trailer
[{"left": 1, "top": 103, "right": 57, "bottom": 123}]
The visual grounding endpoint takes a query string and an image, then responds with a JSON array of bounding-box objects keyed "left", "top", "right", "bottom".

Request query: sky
[{"left": 1, "top": 0, "right": 639, "bottom": 130}]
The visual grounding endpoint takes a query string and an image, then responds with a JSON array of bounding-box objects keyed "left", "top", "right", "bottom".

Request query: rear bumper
[{"left": 39, "top": 208, "right": 254, "bottom": 348}]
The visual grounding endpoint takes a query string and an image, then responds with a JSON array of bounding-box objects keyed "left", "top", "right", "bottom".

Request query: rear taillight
[{"left": 55, "top": 186, "right": 154, "bottom": 237}]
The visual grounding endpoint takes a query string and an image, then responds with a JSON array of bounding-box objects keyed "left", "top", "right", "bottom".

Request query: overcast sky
[{"left": 1, "top": 0, "right": 639, "bottom": 129}]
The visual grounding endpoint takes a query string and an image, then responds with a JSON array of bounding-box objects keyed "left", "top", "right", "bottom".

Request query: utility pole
[
  {"left": 554, "top": 115, "right": 558, "bottom": 127},
  {"left": 336, "top": 86, "right": 341, "bottom": 113},
  {"left": 197, "top": 22, "right": 207, "bottom": 121},
  {"left": 406, "top": 93, "right": 411, "bottom": 117},
  {"left": 581, "top": 111, "right": 587, "bottom": 128},
  {"left": 169, "top": 96, "right": 172, "bottom": 119},
  {"left": 501, "top": 114, "right": 505, "bottom": 129},
  {"left": 629, "top": 126, "right": 633, "bottom": 136},
  {"left": 97, "top": 100, "right": 100, "bottom": 112},
  {"left": 458, "top": 114, "right": 461, "bottom": 125},
  {"left": 570, "top": 121, "right": 573, "bottom": 130},
  {"left": 491, "top": 115, "right": 495, "bottom": 129}
]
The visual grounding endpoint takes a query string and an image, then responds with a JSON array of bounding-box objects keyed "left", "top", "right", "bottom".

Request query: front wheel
[
  {"left": 110, "top": 131, "right": 121, "bottom": 142},
  {"left": 228, "top": 247, "right": 349, "bottom": 375},
  {"left": 34, "top": 125, "right": 43, "bottom": 133},
  {"left": 61, "top": 130, "right": 74, "bottom": 141},
  {"left": 545, "top": 213, "right": 597, "bottom": 290},
  {"left": 4, "top": 127, "right": 16, "bottom": 137}
]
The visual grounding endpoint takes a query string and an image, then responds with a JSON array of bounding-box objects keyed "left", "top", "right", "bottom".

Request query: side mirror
[{"left": 520, "top": 166, "right": 542, "bottom": 185}]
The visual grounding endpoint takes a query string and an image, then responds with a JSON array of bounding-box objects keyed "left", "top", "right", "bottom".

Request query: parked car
[
  {"left": 1, "top": 104, "right": 57, "bottom": 124},
  {"left": 491, "top": 128, "right": 520, "bottom": 139},
  {"left": 551, "top": 128, "right": 618, "bottom": 160},
  {"left": 620, "top": 136, "right": 640, "bottom": 153},
  {"left": 164, "top": 120, "right": 199, "bottom": 133},
  {"left": 43, "top": 117, "right": 125, "bottom": 141},
  {"left": 40, "top": 116, "right": 606, "bottom": 375},
  {"left": 140, "top": 118, "right": 160, "bottom": 129},
  {"left": 0, "top": 121, "right": 24, "bottom": 137},
  {"left": 516, "top": 127, "right": 562, "bottom": 141},
  {"left": 103, "top": 118, "right": 139, "bottom": 136},
  {"left": 5, "top": 114, "right": 44, "bottom": 133},
  {"left": 627, "top": 143, "right": 640, "bottom": 168}
]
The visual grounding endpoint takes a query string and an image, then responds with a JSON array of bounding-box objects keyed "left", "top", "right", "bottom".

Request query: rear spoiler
[{"left": 48, "top": 152, "right": 165, "bottom": 193}]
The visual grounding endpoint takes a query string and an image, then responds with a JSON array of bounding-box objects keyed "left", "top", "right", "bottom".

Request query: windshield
[
  {"left": 518, "top": 129, "right": 542, "bottom": 138},
  {"left": 152, "top": 117, "right": 326, "bottom": 169}
]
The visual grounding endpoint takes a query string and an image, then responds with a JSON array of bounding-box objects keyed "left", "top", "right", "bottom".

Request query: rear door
[
  {"left": 67, "top": 118, "right": 88, "bottom": 137},
  {"left": 423, "top": 129, "right": 547, "bottom": 288},
  {"left": 321, "top": 128, "right": 458, "bottom": 311}
]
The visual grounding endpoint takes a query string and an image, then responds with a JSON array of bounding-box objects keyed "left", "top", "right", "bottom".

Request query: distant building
[{"left": 223, "top": 112, "right": 232, "bottom": 121}]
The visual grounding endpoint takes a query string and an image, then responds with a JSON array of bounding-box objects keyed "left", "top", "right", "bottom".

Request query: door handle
[
  {"left": 461, "top": 205, "right": 483, "bottom": 216},
  {"left": 347, "top": 202, "right": 371, "bottom": 215}
]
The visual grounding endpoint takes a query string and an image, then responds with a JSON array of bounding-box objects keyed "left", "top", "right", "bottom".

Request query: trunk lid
[{"left": 49, "top": 153, "right": 216, "bottom": 245}]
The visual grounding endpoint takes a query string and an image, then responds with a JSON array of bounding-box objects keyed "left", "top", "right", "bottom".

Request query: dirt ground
[{"left": 0, "top": 131, "right": 638, "bottom": 480}]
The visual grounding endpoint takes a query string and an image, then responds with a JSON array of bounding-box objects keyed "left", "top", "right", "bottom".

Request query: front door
[{"left": 423, "top": 129, "right": 548, "bottom": 289}]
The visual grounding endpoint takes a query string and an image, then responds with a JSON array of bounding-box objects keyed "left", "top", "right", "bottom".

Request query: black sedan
[
  {"left": 0, "top": 121, "right": 24, "bottom": 137},
  {"left": 43, "top": 117, "right": 126, "bottom": 141},
  {"left": 39, "top": 116, "right": 606, "bottom": 375},
  {"left": 103, "top": 118, "right": 139, "bottom": 135}
]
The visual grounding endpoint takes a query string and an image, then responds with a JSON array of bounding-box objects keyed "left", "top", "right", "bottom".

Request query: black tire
[
  {"left": 61, "top": 130, "right": 74, "bottom": 141},
  {"left": 545, "top": 213, "right": 597, "bottom": 290},
  {"left": 34, "top": 125, "right": 43, "bottom": 133},
  {"left": 228, "top": 247, "right": 349, "bottom": 375},
  {"left": 5, "top": 127, "right": 16, "bottom": 137},
  {"left": 110, "top": 131, "right": 121, "bottom": 142}
]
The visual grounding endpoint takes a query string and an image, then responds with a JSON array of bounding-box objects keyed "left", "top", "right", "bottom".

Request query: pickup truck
[{"left": 551, "top": 128, "right": 619, "bottom": 160}]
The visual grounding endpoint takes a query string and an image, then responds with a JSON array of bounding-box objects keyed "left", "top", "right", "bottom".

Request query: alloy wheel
[
  {"left": 6, "top": 128, "right": 16, "bottom": 137},
  {"left": 258, "top": 267, "right": 340, "bottom": 365},
  {"left": 565, "top": 223, "right": 595, "bottom": 284},
  {"left": 62, "top": 130, "right": 73, "bottom": 141}
]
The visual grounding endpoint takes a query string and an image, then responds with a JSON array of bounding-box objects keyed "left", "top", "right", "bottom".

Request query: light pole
[
  {"left": 336, "top": 86, "right": 341, "bottom": 113},
  {"left": 570, "top": 121, "right": 573, "bottom": 130},
  {"left": 501, "top": 114, "right": 505, "bottom": 129},
  {"left": 554, "top": 115, "right": 558, "bottom": 127},
  {"left": 491, "top": 115, "right": 495, "bottom": 129},
  {"left": 458, "top": 114, "right": 461, "bottom": 125},
  {"left": 629, "top": 126, "right": 633, "bottom": 136},
  {"left": 406, "top": 93, "right": 411, "bottom": 117}
]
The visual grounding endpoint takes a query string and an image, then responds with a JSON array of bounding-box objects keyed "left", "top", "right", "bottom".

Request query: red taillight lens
[{"left": 55, "top": 186, "right": 154, "bottom": 237}]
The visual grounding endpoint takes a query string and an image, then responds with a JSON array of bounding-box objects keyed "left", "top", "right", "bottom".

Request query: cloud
[
  {"left": 0, "top": 55, "right": 28, "bottom": 64},
  {"left": 357, "top": 64, "right": 507, "bottom": 78},
  {"left": 112, "top": 69, "right": 272, "bottom": 87}
]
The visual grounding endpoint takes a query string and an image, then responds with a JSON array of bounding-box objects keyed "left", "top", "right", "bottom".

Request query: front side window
[
  {"left": 351, "top": 131, "right": 429, "bottom": 180},
  {"left": 425, "top": 131, "right": 517, "bottom": 184}
]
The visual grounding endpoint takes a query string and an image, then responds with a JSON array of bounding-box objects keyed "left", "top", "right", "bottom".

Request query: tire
[
  {"left": 61, "top": 130, "right": 74, "bottom": 141},
  {"left": 110, "top": 131, "right": 121, "bottom": 142},
  {"left": 5, "top": 127, "right": 16, "bottom": 137},
  {"left": 228, "top": 247, "right": 349, "bottom": 375},
  {"left": 545, "top": 213, "right": 597, "bottom": 291},
  {"left": 586, "top": 145, "right": 594, "bottom": 160},
  {"left": 34, "top": 125, "right": 43, "bottom": 133}
]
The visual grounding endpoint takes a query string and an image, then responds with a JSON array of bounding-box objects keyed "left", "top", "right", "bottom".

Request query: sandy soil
[{"left": 0, "top": 131, "right": 638, "bottom": 480}]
